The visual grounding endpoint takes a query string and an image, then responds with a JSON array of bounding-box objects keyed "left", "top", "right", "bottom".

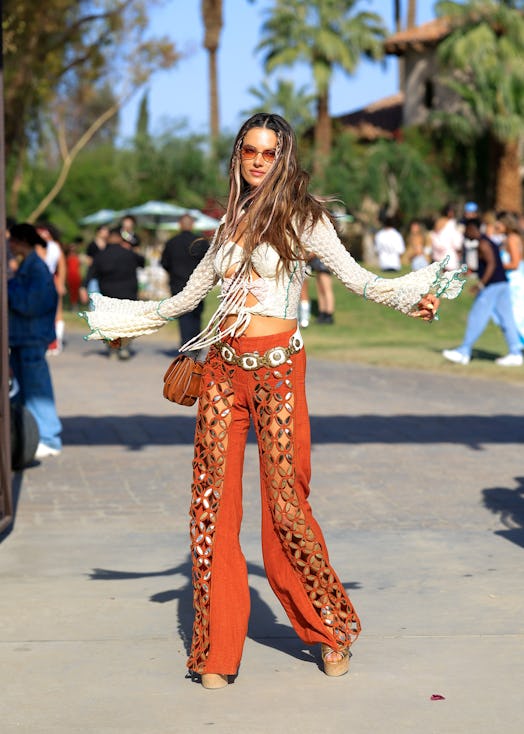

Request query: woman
[
  {"left": 308, "top": 255, "right": 336, "bottom": 323},
  {"left": 429, "top": 204, "right": 463, "bottom": 271},
  {"left": 82, "top": 113, "right": 465, "bottom": 688},
  {"left": 65, "top": 239, "right": 83, "bottom": 311},
  {"left": 404, "top": 219, "right": 430, "bottom": 271},
  {"left": 498, "top": 213, "right": 524, "bottom": 345}
]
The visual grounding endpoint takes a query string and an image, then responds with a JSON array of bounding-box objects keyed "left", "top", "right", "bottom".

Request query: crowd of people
[
  {"left": 5, "top": 197, "right": 524, "bottom": 463},
  {"left": 298, "top": 201, "right": 524, "bottom": 348},
  {"left": 372, "top": 202, "right": 524, "bottom": 365},
  {"left": 4, "top": 211, "right": 215, "bottom": 459}
]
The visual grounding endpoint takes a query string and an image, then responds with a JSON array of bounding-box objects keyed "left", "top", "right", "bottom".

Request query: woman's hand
[{"left": 414, "top": 293, "right": 440, "bottom": 321}]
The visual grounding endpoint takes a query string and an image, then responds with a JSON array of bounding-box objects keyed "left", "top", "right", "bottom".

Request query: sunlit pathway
[{"left": 1, "top": 332, "right": 523, "bottom": 734}]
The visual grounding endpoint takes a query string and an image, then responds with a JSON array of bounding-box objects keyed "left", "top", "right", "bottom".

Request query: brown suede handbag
[{"left": 163, "top": 354, "right": 204, "bottom": 406}]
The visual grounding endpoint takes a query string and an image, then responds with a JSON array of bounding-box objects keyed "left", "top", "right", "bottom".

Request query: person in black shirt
[
  {"left": 86, "top": 224, "right": 110, "bottom": 263},
  {"left": 83, "top": 227, "right": 145, "bottom": 300},
  {"left": 82, "top": 228, "right": 145, "bottom": 359},
  {"left": 161, "top": 214, "right": 209, "bottom": 355},
  {"left": 442, "top": 218, "right": 522, "bottom": 366}
]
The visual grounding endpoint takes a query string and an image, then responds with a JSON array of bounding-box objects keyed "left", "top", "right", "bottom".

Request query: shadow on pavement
[
  {"left": 62, "top": 413, "right": 524, "bottom": 451},
  {"left": 483, "top": 476, "right": 524, "bottom": 549},
  {"left": 88, "top": 558, "right": 361, "bottom": 663}
]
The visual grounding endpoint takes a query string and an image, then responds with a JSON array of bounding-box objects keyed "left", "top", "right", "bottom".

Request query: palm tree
[
  {"left": 201, "top": 0, "right": 256, "bottom": 145},
  {"left": 201, "top": 0, "right": 223, "bottom": 144},
  {"left": 407, "top": 0, "right": 417, "bottom": 28},
  {"left": 435, "top": 0, "right": 524, "bottom": 212},
  {"left": 257, "top": 0, "right": 386, "bottom": 176},
  {"left": 241, "top": 78, "right": 316, "bottom": 136},
  {"left": 394, "top": 0, "right": 401, "bottom": 31}
]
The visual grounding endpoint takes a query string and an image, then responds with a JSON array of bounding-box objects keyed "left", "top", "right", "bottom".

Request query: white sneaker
[
  {"left": 495, "top": 353, "right": 523, "bottom": 366},
  {"left": 442, "top": 349, "right": 470, "bottom": 365},
  {"left": 35, "top": 442, "right": 61, "bottom": 459}
]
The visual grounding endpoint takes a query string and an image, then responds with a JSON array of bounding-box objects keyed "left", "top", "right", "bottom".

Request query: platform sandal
[
  {"left": 201, "top": 673, "right": 229, "bottom": 689},
  {"left": 321, "top": 644, "right": 350, "bottom": 677}
]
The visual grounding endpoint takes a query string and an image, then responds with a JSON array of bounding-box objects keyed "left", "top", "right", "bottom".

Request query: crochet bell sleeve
[
  {"left": 303, "top": 215, "right": 466, "bottom": 316},
  {"left": 81, "top": 239, "right": 219, "bottom": 342}
]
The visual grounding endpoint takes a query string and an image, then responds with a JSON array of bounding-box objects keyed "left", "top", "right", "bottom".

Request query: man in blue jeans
[
  {"left": 8, "top": 223, "right": 63, "bottom": 457},
  {"left": 443, "top": 218, "right": 523, "bottom": 367}
]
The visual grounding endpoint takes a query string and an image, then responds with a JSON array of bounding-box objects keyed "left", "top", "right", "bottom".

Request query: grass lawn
[{"left": 69, "top": 269, "right": 524, "bottom": 385}]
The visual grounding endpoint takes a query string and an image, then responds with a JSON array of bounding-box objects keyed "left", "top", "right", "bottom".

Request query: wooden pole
[{"left": 0, "top": 0, "right": 14, "bottom": 534}]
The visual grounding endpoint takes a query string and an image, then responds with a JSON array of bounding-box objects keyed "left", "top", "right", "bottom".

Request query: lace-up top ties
[{"left": 180, "top": 241, "right": 303, "bottom": 352}]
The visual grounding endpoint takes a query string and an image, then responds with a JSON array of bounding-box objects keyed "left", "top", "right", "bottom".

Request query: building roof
[
  {"left": 334, "top": 93, "right": 404, "bottom": 141},
  {"left": 384, "top": 18, "right": 451, "bottom": 55}
]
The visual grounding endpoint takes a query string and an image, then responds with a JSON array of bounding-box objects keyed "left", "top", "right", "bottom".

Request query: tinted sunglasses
[{"left": 240, "top": 144, "right": 277, "bottom": 164}]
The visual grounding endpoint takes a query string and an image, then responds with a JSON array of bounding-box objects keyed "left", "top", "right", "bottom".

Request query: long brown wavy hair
[{"left": 216, "top": 113, "right": 333, "bottom": 272}]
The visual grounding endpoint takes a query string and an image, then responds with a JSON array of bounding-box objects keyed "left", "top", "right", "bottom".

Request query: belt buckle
[
  {"left": 265, "top": 346, "right": 288, "bottom": 367},
  {"left": 239, "top": 352, "right": 260, "bottom": 370},
  {"left": 220, "top": 344, "right": 235, "bottom": 364},
  {"left": 291, "top": 335, "right": 303, "bottom": 352}
]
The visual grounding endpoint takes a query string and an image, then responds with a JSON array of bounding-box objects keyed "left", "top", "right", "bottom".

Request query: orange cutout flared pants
[{"left": 187, "top": 329, "right": 360, "bottom": 675}]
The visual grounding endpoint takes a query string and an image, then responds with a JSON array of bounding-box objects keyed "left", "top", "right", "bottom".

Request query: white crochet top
[{"left": 82, "top": 215, "right": 465, "bottom": 347}]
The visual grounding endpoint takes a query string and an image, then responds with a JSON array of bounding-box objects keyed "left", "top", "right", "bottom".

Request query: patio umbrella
[
  {"left": 126, "top": 200, "right": 187, "bottom": 224},
  {"left": 154, "top": 210, "right": 221, "bottom": 233},
  {"left": 186, "top": 209, "right": 222, "bottom": 231},
  {"left": 78, "top": 208, "right": 124, "bottom": 226}
]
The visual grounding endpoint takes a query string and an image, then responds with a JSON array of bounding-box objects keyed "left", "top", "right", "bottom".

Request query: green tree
[
  {"left": 3, "top": 0, "right": 178, "bottom": 216},
  {"left": 435, "top": 0, "right": 524, "bottom": 212},
  {"left": 257, "top": 0, "right": 386, "bottom": 176},
  {"left": 19, "top": 127, "right": 231, "bottom": 241},
  {"left": 242, "top": 78, "right": 316, "bottom": 135},
  {"left": 324, "top": 132, "right": 449, "bottom": 223}
]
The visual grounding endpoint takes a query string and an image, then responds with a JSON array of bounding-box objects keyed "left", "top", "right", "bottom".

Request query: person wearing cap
[{"left": 7, "top": 223, "right": 63, "bottom": 457}]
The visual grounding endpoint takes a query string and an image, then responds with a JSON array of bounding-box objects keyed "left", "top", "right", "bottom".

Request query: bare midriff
[{"left": 221, "top": 313, "right": 297, "bottom": 336}]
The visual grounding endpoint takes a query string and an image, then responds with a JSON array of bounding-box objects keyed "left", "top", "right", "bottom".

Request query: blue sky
[{"left": 119, "top": 0, "right": 437, "bottom": 139}]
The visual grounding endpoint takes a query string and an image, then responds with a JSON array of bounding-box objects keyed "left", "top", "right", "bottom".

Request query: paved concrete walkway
[{"left": 1, "top": 331, "right": 523, "bottom": 733}]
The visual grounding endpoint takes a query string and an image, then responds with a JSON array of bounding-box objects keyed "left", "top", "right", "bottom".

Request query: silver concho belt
[{"left": 216, "top": 330, "right": 304, "bottom": 371}]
